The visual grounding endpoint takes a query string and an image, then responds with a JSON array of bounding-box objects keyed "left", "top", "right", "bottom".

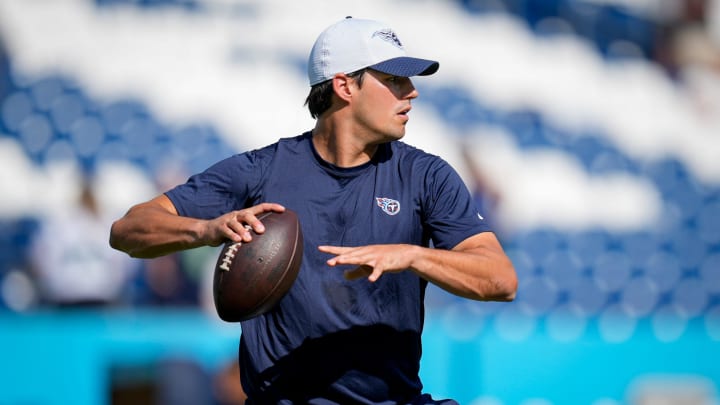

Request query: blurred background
[{"left": 0, "top": 0, "right": 719, "bottom": 404}]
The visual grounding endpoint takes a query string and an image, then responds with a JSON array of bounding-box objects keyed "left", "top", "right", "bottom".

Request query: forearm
[
  {"left": 109, "top": 197, "right": 208, "bottom": 259},
  {"left": 320, "top": 232, "right": 518, "bottom": 302},
  {"left": 409, "top": 236, "right": 517, "bottom": 301}
]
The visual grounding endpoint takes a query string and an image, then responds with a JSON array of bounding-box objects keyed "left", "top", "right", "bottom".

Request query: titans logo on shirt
[{"left": 376, "top": 197, "right": 400, "bottom": 216}]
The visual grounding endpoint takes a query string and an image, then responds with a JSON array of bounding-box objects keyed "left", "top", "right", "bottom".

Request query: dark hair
[{"left": 304, "top": 69, "right": 366, "bottom": 119}]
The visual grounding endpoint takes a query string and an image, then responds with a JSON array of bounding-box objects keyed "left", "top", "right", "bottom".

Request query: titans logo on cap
[{"left": 372, "top": 29, "right": 403, "bottom": 49}]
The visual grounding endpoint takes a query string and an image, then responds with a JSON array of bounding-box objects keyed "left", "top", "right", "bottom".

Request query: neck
[{"left": 312, "top": 116, "right": 378, "bottom": 168}]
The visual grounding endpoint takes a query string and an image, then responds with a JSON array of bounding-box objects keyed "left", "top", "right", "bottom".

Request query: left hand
[{"left": 318, "top": 244, "right": 418, "bottom": 282}]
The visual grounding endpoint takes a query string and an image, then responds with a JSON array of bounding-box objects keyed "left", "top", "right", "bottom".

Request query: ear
[{"left": 331, "top": 73, "right": 354, "bottom": 103}]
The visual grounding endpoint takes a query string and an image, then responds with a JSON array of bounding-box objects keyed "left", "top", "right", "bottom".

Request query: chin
[
  {"left": 385, "top": 132, "right": 405, "bottom": 142},
  {"left": 373, "top": 125, "right": 406, "bottom": 143}
]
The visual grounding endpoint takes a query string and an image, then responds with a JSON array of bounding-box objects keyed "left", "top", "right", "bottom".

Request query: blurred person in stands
[
  {"left": 654, "top": 0, "right": 720, "bottom": 117},
  {"left": 29, "top": 173, "right": 135, "bottom": 307},
  {"left": 110, "top": 17, "right": 516, "bottom": 404},
  {"left": 459, "top": 141, "right": 505, "bottom": 241},
  {"left": 131, "top": 162, "right": 206, "bottom": 307},
  {"left": 654, "top": 0, "right": 720, "bottom": 76},
  {"left": 212, "top": 361, "right": 247, "bottom": 405},
  {"left": 0, "top": 33, "right": 10, "bottom": 101}
]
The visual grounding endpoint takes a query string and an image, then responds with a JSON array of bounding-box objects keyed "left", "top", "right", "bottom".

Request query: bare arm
[
  {"left": 109, "top": 194, "right": 285, "bottom": 259},
  {"left": 318, "top": 232, "right": 517, "bottom": 301}
]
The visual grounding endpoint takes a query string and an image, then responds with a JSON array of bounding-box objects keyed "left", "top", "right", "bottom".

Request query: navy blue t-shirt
[{"left": 166, "top": 132, "right": 490, "bottom": 404}]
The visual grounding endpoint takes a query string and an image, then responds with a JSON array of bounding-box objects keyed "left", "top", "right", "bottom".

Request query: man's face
[{"left": 350, "top": 69, "right": 418, "bottom": 142}]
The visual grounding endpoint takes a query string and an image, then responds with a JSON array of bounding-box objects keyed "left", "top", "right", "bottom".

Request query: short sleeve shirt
[{"left": 166, "top": 132, "right": 490, "bottom": 404}]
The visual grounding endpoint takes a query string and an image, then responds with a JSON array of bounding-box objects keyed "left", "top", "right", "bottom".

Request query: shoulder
[
  {"left": 388, "top": 142, "right": 468, "bottom": 198},
  {"left": 389, "top": 141, "right": 452, "bottom": 173},
  {"left": 224, "top": 132, "right": 310, "bottom": 167},
  {"left": 248, "top": 132, "right": 310, "bottom": 159},
  {"left": 390, "top": 140, "right": 434, "bottom": 157}
]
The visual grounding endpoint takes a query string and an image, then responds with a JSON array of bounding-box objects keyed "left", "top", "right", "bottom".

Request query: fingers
[
  {"left": 343, "top": 265, "right": 383, "bottom": 283},
  {"left": 346, "top": 267, "right": 383, "bottom": 283},
  {"left": 210, "top": 203, "right": 286, "bottom": 244},
  {"left": 253, "top": 202, "right": 286, "bottom": 216},
  {"left": 224, "top": 219, "right": 253, "bottom": 243},
  {"left": 319, "top": 246, "right": 366, "bottom": 269},
  {"left": 319, "top": 245, "right": 394, "bottom": 283},
  {"left": 320, "top": 245, "right": 373, "bottom": 279},
  {"left": 368, "top": 269, "right": 383, "bottom": 283},
  {"left": 236, "top": 203, "right": 286, "bottom": 240},
  {"left": 318, "top": 245, "right": 352, "bottom": 265}
]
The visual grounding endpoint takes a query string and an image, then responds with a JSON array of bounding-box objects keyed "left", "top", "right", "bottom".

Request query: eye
[{"left": 387, "top": 76, "right": 399, "bottom": 83}]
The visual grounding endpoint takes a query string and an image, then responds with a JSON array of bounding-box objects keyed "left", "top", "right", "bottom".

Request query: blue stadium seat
[
  {"left": 592, "top": 250, "right": 632, "bottom": 293},
  {"left": 699, "top": 253, "right": 720, "bottom": 294},
  {"left": 697, "top": 201, "right": 720, "bottom": 246},
  {"left": 18, "top": 113, "right": 53, "bottom": 157},
  {"left": 565, "top": 134, "right": 612, "bottom": 171},
  {"left": 644, "top": 158, "right": 691, "bottom": 199},
  {"left": 516, "top": 275, "right": 559, "bottom": 316},
  {"left": 541, "top": 249, "right": 584, "bottom": 290},
  {"left": 670, "top": 228, "right": 710, "bottom": 270},
  {"left": 94, "top": 139, "right": 132, "bottom": 164},
  {"left": 500, "top": 109, "right": 547, "bottom": 148},
  {"left": 100, "top": 99, "right": 150, "bottom": 137},
  {"left": 29, "top": 77, "right": 67, "bottom": 112},
  {"left": 565, "top": 277, "right": 607, "bottom": 316},
  {"left": 118, "top": 116, "right": 164, "bottom": 159},
  {"left": 44, "top": 138, "right": 77, "bottom": 164},
  {"left": 458, "top": 0, "right": 658, "bottom": 60},
  {"left": 671, "top": 178, "right": 707, "bottom": 224},
  {"left": 672, "top": 278, "right": 709, "bottom": 317},
  {"left": 589, "top": 149, "right": 636, "bottom": 174},
  {"left": 421, "top": 86, "right": 491, "bottom": 130},
  {"left": 644, "top": 251, "right": 682, "bottom": 293},
  {"left": 69, "top": 116, "right": 107, "bottom": 158},
  {"left": 538, "top": 124, "right": 572, "bottom": 148},
  {"left": 506, "top": 248, "right": 536, "bottom": 280},
  {"left": 50, "top": 93, "right": 88, "bottom": 134},
  {"left": 1, "top": 90, "right": 33, "bottom": 133},
  {"left": 621, "top": 231, "right": 664, "bottom": 272},
  {"left": 565, "top": 229, "right": 611, "bottom": 268},
  {"left": 0, "top": 218, "right": 40, "bottom": 273},
  {"left": 620, "top": 277, "right": 660, "bottom": 317},
  {"left": 511, "top": 228, "right": 565, "bottom": 266}
]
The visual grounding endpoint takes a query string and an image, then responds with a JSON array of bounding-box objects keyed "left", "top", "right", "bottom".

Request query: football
[{"left": 212, "top": 209, "right": 303, "bottom": 322}]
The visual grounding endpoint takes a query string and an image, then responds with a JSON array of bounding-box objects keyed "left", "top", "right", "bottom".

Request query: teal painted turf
[
  {"left": 0, "top": 310, "right": 718, "bottom": 405},
  {"left": 420, "top": 313, "right": 720, "bottom": 405}
]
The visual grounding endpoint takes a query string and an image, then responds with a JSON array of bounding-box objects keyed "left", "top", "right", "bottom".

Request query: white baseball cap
[{"left": 307, "top": 17, "right": 440, "bottom": 86}]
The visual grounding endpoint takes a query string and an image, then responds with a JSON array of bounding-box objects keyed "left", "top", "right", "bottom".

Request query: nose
[{"left": 403, "top": 78, "right": 418, "bottom": 100}]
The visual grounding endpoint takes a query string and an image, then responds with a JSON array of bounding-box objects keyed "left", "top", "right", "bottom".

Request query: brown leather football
[{"left": 212, "top": 209, "right": 303, "bottom": 322}]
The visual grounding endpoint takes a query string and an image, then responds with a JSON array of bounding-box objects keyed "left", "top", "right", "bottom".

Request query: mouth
[{"left": 398, "top": 106, "right": 412, "bottom": 117}]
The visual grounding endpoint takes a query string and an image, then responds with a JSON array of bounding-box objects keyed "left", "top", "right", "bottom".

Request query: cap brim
[{"left": 369, "top": 57, "right": 439, "bottom": 78}]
